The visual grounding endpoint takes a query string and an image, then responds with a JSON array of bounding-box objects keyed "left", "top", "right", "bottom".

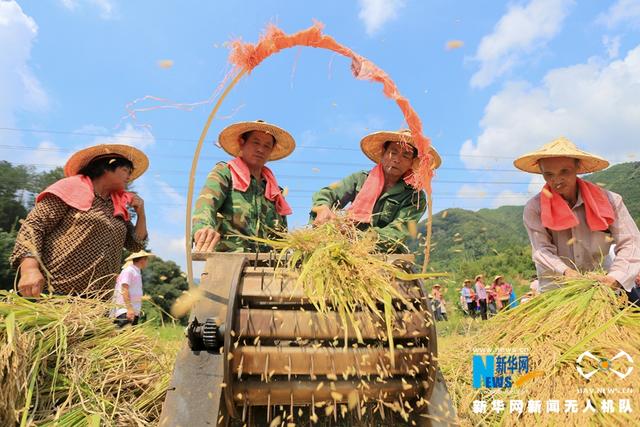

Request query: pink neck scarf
[
  {"left": 540, "top": 178, "right": 615, "bottom": 231},
  {"left": 227, "top": 157, "right": 292, "bottom": 216},
  {"left": 36, "top": 175, "right": 133, "bottom": 221},
  {"left": 348, "top": 164, "right": 412, "bottom": 223}
]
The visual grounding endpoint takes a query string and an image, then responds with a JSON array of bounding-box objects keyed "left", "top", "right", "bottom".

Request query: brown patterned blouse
[{"left": 11, "top": 194, "right": 146, "bottom": 295}]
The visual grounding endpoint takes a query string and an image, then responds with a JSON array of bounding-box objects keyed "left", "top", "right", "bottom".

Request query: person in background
[
  {"left": 469, "top": 281, "right": 478, "bottom": 317},
  {"left": 440, "top": 300, "right": 449, "bottom": 321},
  {"left": 459, "top": 285, "right": 469, "bottom": 316},
  {"left": 494, "top": 276, "right": 513, "bottom": 311},
  {"left": 474, "top": 274, "right": 488, "bottom": 320},
  {"left": 487, "top": 280, "right": 499, "bottom": 315},
  {"left": 461, "top": 279, "right": 475, "bottom": 318},
  {"left": 439, "top": 287, "right": 449, "bottom": 321},
  {"left": 11, "top": 144, "right": 148, "bottom": 297},
  {"left": 428, "top": 293, "right": 440, "bottom": 321},
  {"left": 508, "top": 284, "right": 519, "bottom": 309},
  {"left": 431, "top": 284, "right": 443, "bottom": 321},
  {"left": 112, "top": 250, "right": 153, "bottom": 327}
]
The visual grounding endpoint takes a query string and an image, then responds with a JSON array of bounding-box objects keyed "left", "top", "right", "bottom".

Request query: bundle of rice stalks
[
  {"left": 0, "top": 291, "right": 177, "bottom": 426},
  {"left": 439, "top": 276, "right": 640, "bottom": 426},
  {"left": 251, "top": 220, "right": 442, "bottom": 363}
]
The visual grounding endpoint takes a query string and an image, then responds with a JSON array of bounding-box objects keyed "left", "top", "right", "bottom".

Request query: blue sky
[{"left": 2, "top": 0, "right": 640, "bottom": 270}]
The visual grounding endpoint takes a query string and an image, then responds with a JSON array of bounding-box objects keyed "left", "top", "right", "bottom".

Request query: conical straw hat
[
  {"left": 360, "top": 129, "right": 442, "bottom": 171},
  {"left": 125, "top": 250, "right": 154, "bottom": 262},
  {"left": 218, "top": 120, "right": 295, "bottom": 161},
  {"left": 513, "top": 137, "right": 609, "bottom": 174},
  {"left": 64, "top": 144, "right": 149, "bottom": 180}
]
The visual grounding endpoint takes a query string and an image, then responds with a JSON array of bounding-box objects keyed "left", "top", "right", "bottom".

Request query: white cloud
[
  {"left": 92, "top": 123, "right": 156, "bottom": 149},
  {"left": 493, "top": 190, "right": 531, "bottom": 207},
  {"left": 31, "top": 141, "right": 67, "bottom": 169},
  {"left": 0, "top": 1, "right": 49, "bottom": 164},
  {"left": 0, "top": 1, "right": 47, "bottom": 124},
  {"left": 470, "top": 0, "right": 574, "bottom": 88},
  {"left": 492, "top": 174, "right": 545, "bottom": 207},
  {"left": 358, "top": 0, "right": 405, "bottom": 36},
  {"left": 603, "top": 35, "right": 621, "bottom": 59},
  {"left": 148, "top": 231, "right": 186, "bottom": 269},
  {"left": 456, "top": 184, "right": 488, "bottom": 199},
  {"left": 597, "top": 0, "right": 640, "bottom": 29},
  {"left": 461, "top": 44, "right": 640, "bottom": 169},
  {"left": 58, "top": 0, "right": 115, "bottom": 19}
]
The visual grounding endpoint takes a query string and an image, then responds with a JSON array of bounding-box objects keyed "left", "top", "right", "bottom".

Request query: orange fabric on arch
[{"left": 228, "top": 22, "right": 435, "bottom": 194}]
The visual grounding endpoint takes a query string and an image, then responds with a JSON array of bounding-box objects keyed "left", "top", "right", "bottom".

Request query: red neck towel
[
  {"left": 349, "top": 164, "right": 412, "bottom": 223},
  {"left": 540, "top": 178, "right": 615, "bottom": 231},
  {"left": 36, "top": 175, "right": 133, "bottom": 221},
  {"left": 228, "top": 157, "right": 292, "bottom": 216}
]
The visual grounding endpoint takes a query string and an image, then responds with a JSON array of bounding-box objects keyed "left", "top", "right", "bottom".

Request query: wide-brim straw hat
[
  {"left": 464, "top": 279, "right": 471, "bottom": 284},
  {"left": 513, "top": 137, "right": 609, "bottom": 174},
  {"left": 64, "top": 144, "right": 149, "bottom": 181},
  {"left": 493, "top": 275, "right": 503, "bottom": 283},
  {"left": 360, "top": 129, "right": 442, "bottom": 171},
  {"left": 433, "top": 284, "right": 441, "bottom": 288},
  {"left": 125, "top": 250, "right": 154, "bottom": 262},
  {"left": 218, "top": 120, "right": 295, "bottom": 161},
  {"left": 474, "top": 275, "right": 483, "bottom": 281}
]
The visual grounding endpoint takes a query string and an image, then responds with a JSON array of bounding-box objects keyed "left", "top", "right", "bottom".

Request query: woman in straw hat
[
  {"left": 493, "top": 275, "right": 512, "bottom": 311},
  {"left": 515, "top": 137, "right": 640, "bottom": 303},
  {"left": 11, "top": 144, "right": 149, "bottom": 297},
  {"left": 192, "top": 120, "right": 294, "bottom": 252},
  {"left": 112, "top": 250, "right": 154, "bottom": 327},
  {"left": 310, "top": 129, "right": 441, "bottom": 253}
]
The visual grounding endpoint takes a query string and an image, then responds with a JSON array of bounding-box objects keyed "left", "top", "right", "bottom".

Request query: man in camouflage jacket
[
  {"left": 310, "top": 130, "right": 440, "bottom": 253},
  {"left": 192, "top": 120, "right": 295, "bottom": 252}
]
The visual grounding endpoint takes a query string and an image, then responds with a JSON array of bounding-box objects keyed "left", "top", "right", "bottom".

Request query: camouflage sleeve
[
  {"left": 374, "top": 191, "right": 427, "bottom": 253},
  {"left": 191, "top": 163, "right": 231, "bottom": 237},
  {"left": 309, "top": 172, "right": 365, "bottom": 221}
]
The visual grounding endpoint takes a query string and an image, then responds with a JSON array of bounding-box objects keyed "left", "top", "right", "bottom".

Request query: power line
[
  {"left": 0, "top": 127, "right": 518, "bottom": 159},
  {"left": 4, "top": 158, "right": 523, "bottom": 173}
]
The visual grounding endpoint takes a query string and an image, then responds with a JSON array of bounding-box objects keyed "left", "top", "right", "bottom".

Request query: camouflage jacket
[
  {"left": 310, "top": 170, "right": 426, "bottom": 253},
  {"left": 192, "top": 162, "right": 288, "bottom": 252}
]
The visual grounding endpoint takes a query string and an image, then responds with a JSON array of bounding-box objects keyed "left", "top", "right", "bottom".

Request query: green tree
[
  {"left": 0, "top": 163, "right": 65, "bottom": 289},
  {"left": 0, "top": 161, "right": 31, "bottom": 232},
  {"left": 0, "top": 231, "right": 18, "bottom": 290},
  {"left": 141, "top": 256, "right": 189, "bottom": 324}
]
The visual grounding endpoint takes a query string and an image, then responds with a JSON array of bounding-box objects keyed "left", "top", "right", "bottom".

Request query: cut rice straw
[
  {"left": 247, "top": 219, "right": 444, "bottom": 366},
  {"left": 439, "top": 275, "right": 640, "bottom": 426},
  {"left": 0, "top": 291, "right": 178, "bottom": 426}
]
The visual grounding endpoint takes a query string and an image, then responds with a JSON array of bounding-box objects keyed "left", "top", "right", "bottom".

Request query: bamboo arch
[{"left": 185, "top": 22, "right": 437, "bottom": 284}]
